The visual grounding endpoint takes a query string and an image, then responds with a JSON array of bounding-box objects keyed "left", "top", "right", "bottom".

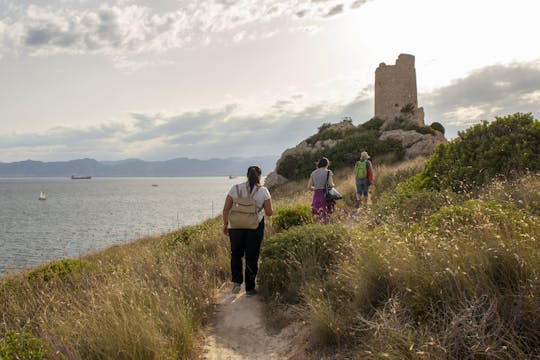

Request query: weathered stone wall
[{"left": 375, "top": 54, "right": 424, "bottom": 126}]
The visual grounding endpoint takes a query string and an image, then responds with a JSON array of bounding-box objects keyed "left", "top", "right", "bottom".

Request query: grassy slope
[
  {"left": 1, "top": 161, "right": 538, "bottom": 359},
  {"left": 260, "top": 162, "right": 540, "bottom": 359}
]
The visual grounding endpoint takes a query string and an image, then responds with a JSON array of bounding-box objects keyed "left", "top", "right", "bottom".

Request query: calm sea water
[{"left": 0, "top": 177, "right": 239, "bottom": 275}]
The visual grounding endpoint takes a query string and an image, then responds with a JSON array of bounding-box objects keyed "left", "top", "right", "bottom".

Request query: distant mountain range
[{"left": 0, "top": 156, "right": 279, "bottom": 177}]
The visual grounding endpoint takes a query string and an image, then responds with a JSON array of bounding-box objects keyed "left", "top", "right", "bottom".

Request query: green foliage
[
  {"left": 406, "top": 124, "right": 436, "bottom": 135},
  {"left": 400, "top": 103, "right": 415, "bottom": 114},
  {"left": 430, "top": 121, "right": 445, "bottom": 134},
  {"left": 416, "top": 113, "right": 540, "bottom": 191},
  {"left": 277, "top": 133, "right": 404, "bottom": 180},
  {"left": 359, "top": 118, "right": 385, "bottom": 131},
  {"left": 258, "top": 224, "right": 351, "bottom": 303},
  {"left": 272, "top": 205, "right": 314, "bottom": 232},
  {"left": 0, "top": 331, "right": 50, "bottom": 360},
  {"left": 27, "top": 259, "right": 98, "bottom": 284},
  {"left": 373, "top": 176, "right": 448, "bottom": 221},
  {"left": 167, "top": 227, "right": 195, "bottom": 247}
]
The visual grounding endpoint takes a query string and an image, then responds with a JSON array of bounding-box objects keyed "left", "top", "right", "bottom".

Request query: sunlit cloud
[{"left": 0, "top": 0, "right": 373, "bottom": 61}]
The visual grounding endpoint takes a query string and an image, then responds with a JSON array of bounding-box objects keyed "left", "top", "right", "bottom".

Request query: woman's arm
[
  {"left": 329, "top": 173, "right": 335, "bottom": 188},
  {"left": 263, "top": 198, "right": 273, "bottom": 217},
  {"left": 222, "top": 195, "right": 233, "bottom": 235},
  {"left": 307, "top": 177, "right": 314, "bottom": 190}
]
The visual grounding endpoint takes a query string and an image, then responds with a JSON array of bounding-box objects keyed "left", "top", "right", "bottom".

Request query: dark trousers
[{"left": 229, "top": 219, "right": 264, "bottom": 291}]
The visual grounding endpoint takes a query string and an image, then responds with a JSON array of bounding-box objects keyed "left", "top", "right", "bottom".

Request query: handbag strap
[{"left": 325, "top": 170, "right": 330, "bottom": 187}]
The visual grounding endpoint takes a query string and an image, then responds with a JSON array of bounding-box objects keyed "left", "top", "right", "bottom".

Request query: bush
[
  {"left": 359, "top": 118, "right": 385, "bottom": 131},
  {"left": 0, "top": 331, "right": 50, "bottom": 360},
  {"left": 416, "top": 113, "right": 540, "bottom": 191},
  {"left": 406, "top": 124, "right": 436, "bottom": 135},
  {"left": 258, "top": 224, "right": 351, "bottom": 303},
  {"left": 27, "top": 259, "right": 98, "bottom": 284},
  {"left": 272, "top": 205, "right": 314, "bottom": 232},
  {"left": 373, "top": 178, "right": 448, "bottom": 221},
  {"left": 430, "top": 121, "right": 445, "bottom": 134},
  {"left": 277, "top": 134, "right": 404, "bottom": 180}
]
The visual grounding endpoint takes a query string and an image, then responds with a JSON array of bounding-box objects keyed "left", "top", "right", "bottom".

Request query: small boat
[
  {"left": 71, "top": 175, "right": 92, "bottom": 180},
  {"left": 151, "top": 184, "right": 159, "bottom": 187},
  {"left": 39, "top": 191, "right": 46, "bottom": 200}
]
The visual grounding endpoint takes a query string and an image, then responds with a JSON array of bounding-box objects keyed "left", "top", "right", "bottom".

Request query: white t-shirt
[{"left": 228, "top": 182, "right": 271, "bottom": 223}]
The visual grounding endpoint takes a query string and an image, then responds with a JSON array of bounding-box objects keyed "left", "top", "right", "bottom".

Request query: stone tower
[{"left": 375, "top": 54, "right": 424, "bottom": 128}]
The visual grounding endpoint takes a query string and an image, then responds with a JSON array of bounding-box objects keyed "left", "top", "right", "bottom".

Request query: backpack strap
[{"left": 235, "top": 184, "right": 243, "bottom": 199}]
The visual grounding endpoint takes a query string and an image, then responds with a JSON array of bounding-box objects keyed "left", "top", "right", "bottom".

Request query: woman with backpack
[
  {"left": 354, "top": 151, "right": 374, "bottom": 207},
  {"left": 222, "top": 166, "right": 273, "bottom": 296},
  {"left": 307, "top": 157, "right": 335, "bottom": 224}
]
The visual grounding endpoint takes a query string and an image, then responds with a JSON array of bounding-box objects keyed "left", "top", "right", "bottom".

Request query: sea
[{"left": 0, "top": 177, "right": 240, "bottom": 275}]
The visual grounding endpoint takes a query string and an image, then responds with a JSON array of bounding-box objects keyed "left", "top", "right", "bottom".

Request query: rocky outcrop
[
  {"left": 264, "top": 171, "right": 289, "bottom": 188},
  {"left": 264, "top": 123, "right": 347, "bottom": 187},
  {"left": 379, "top": 129, "right": 446, "bottom": 159}
]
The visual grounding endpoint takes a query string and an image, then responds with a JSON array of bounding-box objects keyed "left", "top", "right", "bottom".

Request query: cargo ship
[{"left": 71, "top": 175, "right": 92, "bottom": 179}]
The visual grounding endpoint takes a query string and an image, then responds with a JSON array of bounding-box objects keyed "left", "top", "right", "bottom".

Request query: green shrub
[
  {"left": 359, "top": 117, "right": 385, "bottom": 131},
  {"left": 272, "top": 205, "right": 314, "bottom": 232},
  {"left": 430, "top": 122, "right": 445, "bottom": 134},
  {"left": 373, "top": 180, "right": 448, "bottom": 222},
  {"left": 416, "top": 113, "right": 540, "bottom": 191},
  {"left": 406, "top": 124, "right": 436, "bottom": 135},
  {"left": 277, "top": 134, "right": 404, "bottom": 180},
  {"left": 167, "top": 227, "right": 195, "bottom": 247},
  {"left": 258, "top": 224, "right": 351, "bottom": 303},
  {"left": 27, "top": 259, "right": 98, "bottom": 283},
  {"left": 0, "top": 331, "right": 50, "bottom": 360}
]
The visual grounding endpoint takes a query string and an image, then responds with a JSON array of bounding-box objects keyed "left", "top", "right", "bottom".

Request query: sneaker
[
  {"left": 231, "top": 283, "right": 242, "bottom": 294},
  {"left": 245, "top": 289, "right": 257, "bottom": 296}
]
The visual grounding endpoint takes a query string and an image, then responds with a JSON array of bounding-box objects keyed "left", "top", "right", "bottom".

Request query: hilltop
[{"left": 266, "top": 115, "right": 445, "bottom": 187}]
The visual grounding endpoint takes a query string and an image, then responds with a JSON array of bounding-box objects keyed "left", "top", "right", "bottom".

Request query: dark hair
[
  {"left": 247, "top": 165, "right": 262, "bottom": 191},
  {"left": 317, "top": 157, "right": 330, "bottom": 168}
]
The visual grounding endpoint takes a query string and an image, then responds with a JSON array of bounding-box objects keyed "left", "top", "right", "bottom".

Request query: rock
[
  {"left": 379, "top": 129, "right": 446, "bottom": 159},
  {"left": 264, "top": 171, "right": 289, "bottom": 188}
]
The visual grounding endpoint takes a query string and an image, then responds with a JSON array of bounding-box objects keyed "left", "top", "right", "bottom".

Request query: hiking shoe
[
  {"left": 232, "top": 283, "right": 242, "bottom": 294},
  {"left": 245, "top": 289, "right": 257, "bottom": 296},
  {"left": 355, "top": 199, "right": 361, "bottom": 208}
]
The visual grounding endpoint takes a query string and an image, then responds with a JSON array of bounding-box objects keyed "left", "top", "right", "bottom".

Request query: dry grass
[
  {"left": 2, "top": 164, "right": 538, "bottom": 359},
  {"left": 0, "top": 218, "right": 229, "bottom": 359}
]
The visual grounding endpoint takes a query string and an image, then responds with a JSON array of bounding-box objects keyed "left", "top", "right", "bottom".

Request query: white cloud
[
  {"left": 0, "top": 0, "right": 371, "bottom": 58},
  {"left": 520, "top": 90, "right": 540, "bottom": 104}
]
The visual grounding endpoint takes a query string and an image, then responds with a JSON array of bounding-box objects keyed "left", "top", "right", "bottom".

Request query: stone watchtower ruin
[{"left": 375, "top": 54, "right": 425, "bottom": 129}]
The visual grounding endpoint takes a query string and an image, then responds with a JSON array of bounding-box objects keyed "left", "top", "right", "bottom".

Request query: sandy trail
[{"left": 203, "top": 286, "right": 305, "bottom": 360}]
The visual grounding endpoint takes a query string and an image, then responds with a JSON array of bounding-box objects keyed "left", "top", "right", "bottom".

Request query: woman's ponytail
[{"left": 247, "top": 166, "right": 262, "bottom": 191}]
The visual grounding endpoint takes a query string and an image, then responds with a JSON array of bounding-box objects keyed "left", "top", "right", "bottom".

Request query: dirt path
[{"left": 203, "top": 285, "right": 306, "bottom": 360}]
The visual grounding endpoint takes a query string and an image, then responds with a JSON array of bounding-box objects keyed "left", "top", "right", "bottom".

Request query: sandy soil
[{"left": 203, "top": 286, "right": 307, "bottom": 360}]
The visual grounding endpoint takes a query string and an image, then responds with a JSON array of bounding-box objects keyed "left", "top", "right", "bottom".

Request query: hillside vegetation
[
  {"left": 259, "top": 112, "right": 540, "bottom": 359},
  {"left": 0, "top": 112, "right": 538, "bottom": 359},
  {"left": 276, "top": 118, "right": 405, "bottom": 180}
]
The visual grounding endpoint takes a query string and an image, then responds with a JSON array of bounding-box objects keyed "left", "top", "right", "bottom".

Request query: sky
[{"left": 0, "top": 0, "right": 539, "bottom": 162}]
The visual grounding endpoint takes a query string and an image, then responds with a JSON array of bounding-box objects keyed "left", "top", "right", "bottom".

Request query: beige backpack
[{"left": 229, "top": 184, "right": 259, "bottom": 229}]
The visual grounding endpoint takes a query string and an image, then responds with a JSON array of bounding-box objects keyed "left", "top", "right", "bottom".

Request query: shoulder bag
[{"left": 325, "top": 171, "right": 343, "bottom": 201}]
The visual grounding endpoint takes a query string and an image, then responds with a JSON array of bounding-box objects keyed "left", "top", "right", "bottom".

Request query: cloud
[
  {"left": 324, "top": 4, "right": 344, "bottom": 17},
  {"left": 421, "top": 61, "right": 540, "bottom": 135},
  {"left": 0, "top": 92, "right": 366, "bottom": 162},
  {"left": 0, "top": 0, "right": 374, "bottom": 60}
]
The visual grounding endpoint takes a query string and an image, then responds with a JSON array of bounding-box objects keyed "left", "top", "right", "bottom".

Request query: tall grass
[
  {"left": 2, "top": 162, "right": 538, "bottom": 359},
  {"left": 259, "top": 163, "right": 540, "bottom": 359},
  {"left": 0, "top": 218, "right": 229, "bottom": 359}
]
